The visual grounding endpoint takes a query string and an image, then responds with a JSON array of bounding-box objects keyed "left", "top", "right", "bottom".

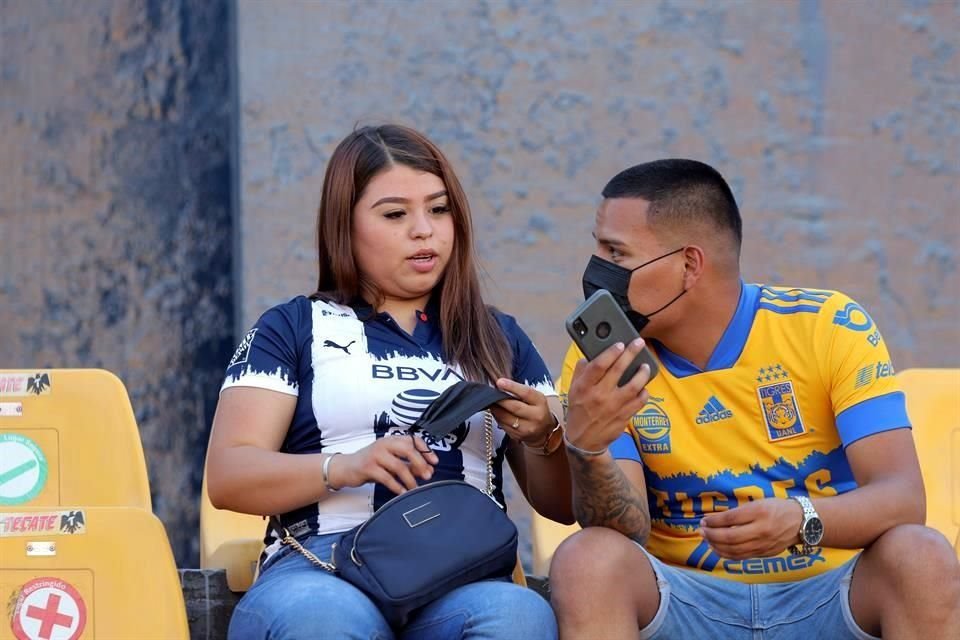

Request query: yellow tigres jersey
[{"left": 559, "top": 282, "right": 909, "bottom": 584}]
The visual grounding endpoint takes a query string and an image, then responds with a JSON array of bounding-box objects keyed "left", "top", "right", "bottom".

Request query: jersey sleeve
[
  {"left": 221, "top": 298, "right": 307, "bottom": 397},
  {"left": 495, "top": 311, "right": 556, "bottom": 397},
  {"left": 815, "top": 292, "right": 910, "bottom": 446},
  {"left": 559, "top": 341, "right": 642, "bottom": 462}
]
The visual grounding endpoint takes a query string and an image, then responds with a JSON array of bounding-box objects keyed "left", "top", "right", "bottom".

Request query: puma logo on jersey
[{"left": 323, "top": 339, "right": 356, "bottom": 355}]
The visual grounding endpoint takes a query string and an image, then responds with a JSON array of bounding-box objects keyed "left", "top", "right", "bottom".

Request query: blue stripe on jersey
[
  {"left": 700, "top": 547, "right": 722, "bottom": 571},
  {"left": 835, "top": 391, "right": 911, "bottom": 447},
  {"left": 759, "top": 288, "right": 832, "bottom": 304},
  {"left": 653, "top": 281, "right": 760, "bottom": 378},
  {"left": 686, "top": 540, "right": 711, "bottom": 568},
  {"left": 645, "top": 446, "right": 857, "bottom": 531},
  {"left": 610, "top": 431, "right": 641, "bottom": 462},
  {"left": 757, "top": 302, "right": 824, "bottom": 315}
]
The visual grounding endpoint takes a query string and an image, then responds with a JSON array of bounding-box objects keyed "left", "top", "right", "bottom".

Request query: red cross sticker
[{"left": 11, "top": 577, "right": 86, "bottom": 640}]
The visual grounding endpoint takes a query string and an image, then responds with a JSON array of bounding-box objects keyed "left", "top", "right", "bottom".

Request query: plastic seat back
[
  {"left": 0, "top": 369, "right": 151, "bottom": 510},
  {"left": 200, "top": 469, "right": 266, "bottom": 592},
  {"left": 898, "top": 368, "right": 960, "bottom": 555},
  {"left": 530, "top": 513, "right": 580, "bottom": 577},
  {"left": 0, "top": 506, "right": 188, "bottom": 639}
]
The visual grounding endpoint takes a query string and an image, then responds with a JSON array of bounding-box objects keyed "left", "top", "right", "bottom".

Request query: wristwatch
[{"left": 788, "top": 495, "right": 824, "bottom": 555}]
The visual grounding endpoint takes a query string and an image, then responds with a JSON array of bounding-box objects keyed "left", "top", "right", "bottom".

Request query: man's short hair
[{"left": 602, "top": 159, "right": 742, "bottom": 252}]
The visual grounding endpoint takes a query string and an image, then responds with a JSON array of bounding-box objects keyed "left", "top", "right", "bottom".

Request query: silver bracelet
[
  {"left": 322, "top": 453, "right": 341, "bottom": 492},
  {"left": 562, "top": 431, "right": 607, "bottom": 457}
]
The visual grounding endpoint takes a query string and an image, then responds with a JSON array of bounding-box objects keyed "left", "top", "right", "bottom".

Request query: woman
[{"left": 208, "top": 124, "right": 570, "bottom": 639}]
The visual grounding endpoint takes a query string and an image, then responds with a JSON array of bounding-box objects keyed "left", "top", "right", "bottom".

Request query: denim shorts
[{"left": 636, "top": 545, "right": 878, "bottom": 640}]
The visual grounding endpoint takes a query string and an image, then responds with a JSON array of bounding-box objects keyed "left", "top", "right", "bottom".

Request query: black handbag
[{"left": 275, "top": 382, "right": 519, "bottom": 627}]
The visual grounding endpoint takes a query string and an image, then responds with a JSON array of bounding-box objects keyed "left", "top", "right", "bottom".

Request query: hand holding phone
[{"left": 565, "top": 289, "right": 660, "bottom": 387}]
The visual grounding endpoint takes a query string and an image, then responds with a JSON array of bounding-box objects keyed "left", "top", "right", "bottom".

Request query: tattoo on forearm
[{"left": 569, "top": 452, "right": 650, "bottom": 544}]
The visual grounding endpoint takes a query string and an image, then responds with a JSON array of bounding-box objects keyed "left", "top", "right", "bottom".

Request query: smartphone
[{"left": 565, "top": 289, "right": 660, "bottom": 387}]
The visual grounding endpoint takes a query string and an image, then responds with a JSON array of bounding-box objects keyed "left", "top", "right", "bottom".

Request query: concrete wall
[
  {"left": 2, "top": 0, "right": 957, "bottom": 569},
  {"left": 0, "top": 0, "right": 233, "bottom": 565},
  {"left": 237, "top": 0, "right": 960, "bottom": 372}
]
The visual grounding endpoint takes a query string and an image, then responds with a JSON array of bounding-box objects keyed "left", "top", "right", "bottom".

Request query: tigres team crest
[{"left": 757, "top": 381, "right": 806, "bottom": 442}]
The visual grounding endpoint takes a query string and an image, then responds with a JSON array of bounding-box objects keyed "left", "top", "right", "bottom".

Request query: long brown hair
[{"left": 311, "top": 124, "right": 511, "bottom": 383}]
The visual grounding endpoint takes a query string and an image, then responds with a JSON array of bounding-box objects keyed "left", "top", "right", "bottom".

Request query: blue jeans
[
  {"left": 228, "top": 533, "right": 558, "bottom": 640},
  {"left": 636, "top": 545, "right": 878, "bottom": 640}
]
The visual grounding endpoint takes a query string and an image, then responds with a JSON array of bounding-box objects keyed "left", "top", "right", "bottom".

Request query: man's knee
[
  {"left": 866, "top": 524, "right": 960, "bottom": 594},
  {"left": 550, "top": 527, "right": 635, "bottom": 586},
  {"left": 549, "top": 527, "right": 657, "bottom": 603}
]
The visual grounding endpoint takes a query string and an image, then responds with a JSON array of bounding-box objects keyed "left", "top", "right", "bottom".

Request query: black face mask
[{"left": 581, "top": 248, "right": 687, "bottom": 332}]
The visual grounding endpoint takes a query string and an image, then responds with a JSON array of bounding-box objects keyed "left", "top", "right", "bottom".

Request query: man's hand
[
  {"left": 700, "top": 498, "right": 804, "bottom": 559},
  {"left": 565, "top": 338, "right": 652, "bottom": 452}
]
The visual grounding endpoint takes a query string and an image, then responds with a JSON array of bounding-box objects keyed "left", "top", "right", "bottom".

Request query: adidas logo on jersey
[{"left": 695, "top": 396, "right": 733, "bottom": 424}]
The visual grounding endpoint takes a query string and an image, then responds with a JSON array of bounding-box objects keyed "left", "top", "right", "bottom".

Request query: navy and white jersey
[{"left": 221, "top": 295, "right": 555, "bottom": 562}]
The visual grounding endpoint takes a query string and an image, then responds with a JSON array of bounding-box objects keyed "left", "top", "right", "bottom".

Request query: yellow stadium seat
[
  {"left": 530, "top": 513, "right": 580, "bottom": 577},
  {"left": 200, "top": 470, "right": 266, "bottom": 592},
  {"left": 0, "top": 506, "right": 188, "bottom": 639},
  {"left": 898, "top": 368, "right": 960, "bottom": 556},
  {"left": 0, "top": 369, "right": 151, "bottom": 510}
]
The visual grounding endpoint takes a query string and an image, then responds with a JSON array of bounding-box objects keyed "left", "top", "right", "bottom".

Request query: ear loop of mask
[
  {"left": 632, "top": 247, "right": 687, "bottom": 317},
  {"left": 628, "top": 247, "right": 685, "bottom": 273}
]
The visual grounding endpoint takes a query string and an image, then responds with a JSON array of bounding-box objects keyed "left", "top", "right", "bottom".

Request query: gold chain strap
[
  {"left": 482, "top": 410, "right": 496, "bottom": 500},
  {"left": 280, "top": 528, "right": 337, "bottom": 572},
  {"left": 279, "top": 410, "right": 498, "bottom": 572}
]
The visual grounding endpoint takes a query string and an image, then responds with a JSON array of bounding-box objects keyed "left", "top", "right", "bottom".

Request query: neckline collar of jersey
[
  {"left": 650, "top": 280, "right": 760, "bottom": 378},
  {"left": 349, "top": 293, "right": 442, "bottom": 342}
]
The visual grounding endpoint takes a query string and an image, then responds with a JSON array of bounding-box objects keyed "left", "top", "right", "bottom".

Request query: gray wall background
[
  {"left": 1, "top": 0, "right": 233, "bottom": 564},
  {"left": 2, "top": 0, "right": 958, "bottom": 567},
  {"left": 238, "top": 0, "right": 960, "bottom": 373}
]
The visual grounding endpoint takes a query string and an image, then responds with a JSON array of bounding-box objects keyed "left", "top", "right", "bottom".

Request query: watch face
[{"left": 803, "top": 517, "right": 824, "bottom": 546}]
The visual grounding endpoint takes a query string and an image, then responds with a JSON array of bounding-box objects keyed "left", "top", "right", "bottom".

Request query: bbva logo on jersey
[{"left": 631, "top": 400, "right": 672, "bottom": 454}]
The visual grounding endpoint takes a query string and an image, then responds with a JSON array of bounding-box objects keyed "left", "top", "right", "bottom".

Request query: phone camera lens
[
  {"left": 596, "top": 321, "right": 611, "bottom": 339},
  {"left": 573, "top": 319, "right": 587, "bottom": 337}
]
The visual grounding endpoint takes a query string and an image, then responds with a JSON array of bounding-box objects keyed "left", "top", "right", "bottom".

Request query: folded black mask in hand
[{"left": 413, "top": 381, "right": 512, "bottom": 440}]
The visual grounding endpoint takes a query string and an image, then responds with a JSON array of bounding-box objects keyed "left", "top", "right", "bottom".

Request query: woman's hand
[
  {"left": 330, "top": 434, "right": 439, "bottom": 496},
  {"left": 491, "top": 379, "right": 557, "bottom": 448}
]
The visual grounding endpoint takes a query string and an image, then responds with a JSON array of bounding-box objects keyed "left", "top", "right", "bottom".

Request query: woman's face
[{"left": 352, "top": 164, "right": 455, "bottom": 307}]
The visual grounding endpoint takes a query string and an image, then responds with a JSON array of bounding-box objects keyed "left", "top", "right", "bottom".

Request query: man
[{"left": 551, "top": 159, "right": 959, "bottom": 639}]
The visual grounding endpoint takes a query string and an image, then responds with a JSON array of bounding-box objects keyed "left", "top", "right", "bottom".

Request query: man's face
[{"left": 593, "top": 198, "right": 686, "bottom": 332}]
